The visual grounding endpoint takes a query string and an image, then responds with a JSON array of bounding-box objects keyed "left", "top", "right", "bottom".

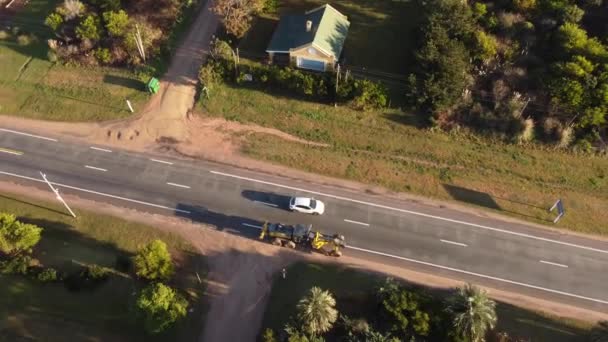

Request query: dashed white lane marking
[
  {"left": 89, "top": 146, "right": 112, "bottom": 153},
  {"left": 540, "top": 260, "right": 569, "bottom": 268},
  {"left": 440, "top": 239, "right": 468, "bottom": 247},
  {"left": 0, "top": 170, "right": 191, "bottom": 214},
  {"left": 344, "top": 219, "right": 370, "bottom": 227},
  {"left": 150, "top": 158, "right": 174, "bottom": 165},
  {"left": 210, "top": 170, "right": 608, "bottom": 255},
  {"left": 0, "top": 128, "right": 58, "bottom": 142},
  {"left": 254, "top": 200, "right": 278, "bottom": 207},
  {"left": 242, "top": 223, "right": 263, "bottom": 229},
  {"left": 0, "top": 148, "right": 23, "bottom": 155},
  {"left": 167, "top": 182, "right": 191, "bottom": 189},
  {"left": 85, "top": 165, "right": 107, "bottom": 172},
  {"left": 347, "top": 245, "right": 607, "bottom": 305}
]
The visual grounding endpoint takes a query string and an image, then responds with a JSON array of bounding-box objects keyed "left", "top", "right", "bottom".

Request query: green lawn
[
  {"left": 0, "top": 191, "right": 206, "bottom": 341},
  {"left": 0, "top": 0, "right": 148, "bottom": 122},
  {"left": 239, "top": 0, "right": 423, "bottom": 74},
  {"left": 200, "top": 83, "right": 608, "bottom": 235},
  {"left": 261, "top": 263, "right": 591, "bottom": 341}
]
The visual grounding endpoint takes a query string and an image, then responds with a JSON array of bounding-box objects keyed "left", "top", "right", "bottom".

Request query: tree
[
  {"left": 76, "top": 14, "right": 102, "bottom": 41},
  {"left": 557, "top": 22, "right": 588, "bottom": 52},
  {"left": 590, "top": 321, "right": 608, "bottom": 342},
  {"left": 0, "top": 213, "right": 42, "bottom": 256},
  {"left": 133, "top": 239, "right": 174, "bottom": 281},
  {"left": 376, "top": 278, "right": 430, "bottom": 338},
  {"left": 212, "top": 0, "right": 264, "bottom": 38},
  {"left": 444, "top": 283, "right": 497, "bottom": 342},
  {"left": 45, "top": 12, "right": 64, "bottom": 31},
  {"left": 296, "top": 287, "right": 338, "bottom": 337},
  {"left": 57, "top": 0, "right": 85, "bottom": 20},
  {"left": 135, "top": 283, "right": 188, "bottom": 334},
  {"left": 474, "top": 31, "right": 498, "bottom": 63},
  {"left": 261, "top": 328, "right": 278, "bottom": 342},
  {"left": 103, "top": 10, "right": 129, "bottom": 37}
]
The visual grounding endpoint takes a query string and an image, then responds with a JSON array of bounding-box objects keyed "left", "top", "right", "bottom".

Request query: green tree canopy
[
  {"left": 103, "top": 10, "right": 129, "bottom": 37},
  {"left": 0, "top": 213, "right": 43, "bottom": 256},
  {"left": 133, "top": 239, "right": 174, "bottom": 281},
  {"left": 376, "top": 278, "right": 431, "bottom": 338},
  {"left": 76, "top": 14, "right": 102, "bottom": 41},
  {"left": 296, "top": 287, "right": 338, "bottom": 337},
  {"left": 45, "top": 12, "right": 64, "bottom": 31},
  {"left": 135, "top": 283, "right": 188, "bottom": 334},
  {"left": 444, "top": 283, "right": 497, "bottom": 342}
]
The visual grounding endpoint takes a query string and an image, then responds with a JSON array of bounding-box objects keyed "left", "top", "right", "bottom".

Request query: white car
[{"left": 289, "top": 197, "right": 325, "bottom": 215}]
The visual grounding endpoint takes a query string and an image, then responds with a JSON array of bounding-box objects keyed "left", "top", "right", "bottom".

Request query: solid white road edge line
[
  {"left": 210, "top": 170, "right": 608, "bottom": 255},
  {"left": 89, "top": 146, "right": 112, "bottom": 153},
  {"left": 85, "top": 165, "right": 107, "bottom": 172},
  {"left": 0, "top": 128, "right": 58, "bottom": 142},
  {"left": 344, "top": 219, "right": 370, "bottom": 227},
  {"left": 167, "top": 182, "right": 191, "bottom": 189},
  {"left": 0, "top": 170, "right": 191, "bottom": 214},
  {"left": 0, "top": 148, "right": 23, "bottom": 156},
  {"left": 150, "top": 158, "right": 174, "bottom": 165},
  {"left": 242, "top": 223, "right": 263, "bottom": 229},
  {"left": 347, "top": 245, "right": 607, "bottom": 305},
  {"left": 440, "top": 239, "right": 468, "bottom": 247},
  {"left": 540, "top": 260, "right": 569, "bottom": 268},
  {"left": 254, "top": 200, "right": 278, "bottom": 207}
]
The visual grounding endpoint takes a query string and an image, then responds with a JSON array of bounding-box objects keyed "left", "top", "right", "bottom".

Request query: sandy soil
[{"left": 1, "top": 181, "right": 606, "bottom": 342}]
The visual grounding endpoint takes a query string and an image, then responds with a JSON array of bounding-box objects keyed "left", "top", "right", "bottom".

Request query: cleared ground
[
  {"left": 0, "top": 191, "right": 206, "bottom": 341},
  {"left": 261, "top": 262, "right": 592, "bottom": 341}
]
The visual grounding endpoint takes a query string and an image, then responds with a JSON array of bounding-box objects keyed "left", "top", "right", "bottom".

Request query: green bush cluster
[{"left": 201, "top": 54, "right": 388, "bottom": 110}]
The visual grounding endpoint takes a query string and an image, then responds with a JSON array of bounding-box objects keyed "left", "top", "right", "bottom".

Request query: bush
[
  {"left": 103, "top": 10, "right": 129, "bottom": 37},
  {"left": 16, "top": 34, "right": 33, "bottom": 46},
  {"left": 349, "top": 79, "right": 389, "bottom": 110},
  {"left": 37, "top": 267, "right": 59, "bottom": 282},
  {"left": 0, "top": 255, "right": 32, "bottom": 275},
  {"left": 0, "top": 30, "right": 9, "bottom": 40},
  {"left": 133, "top": 239, "right": 174, "bottom": 281},
  {"left": 64, "top": 264, "right": 109, "bottom": 292},
  {"left": 94, "top": 47, "right": 112, "bottom": 64},
  {"left": 76, "top": 15, "right": 102, "bottom": 41},
  {"left": 45, "top": 12, "right": 64, "bottom": 31},
  {"left": 135, "top": 283, "right": 189, "bottom": 334},
  {"left": 261, "top": 328, "right": 278, "bottom": 342}
]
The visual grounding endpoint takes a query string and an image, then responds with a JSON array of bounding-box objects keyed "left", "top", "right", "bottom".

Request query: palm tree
[
  {"left": 296, "top": 286, "right": 339, "bottom": 336},
  {"left": 445, "top": 283, "right": 497, "bottom": 342},
  {"left": 590, "top": 321, "right": 608, "bottom": 342}
]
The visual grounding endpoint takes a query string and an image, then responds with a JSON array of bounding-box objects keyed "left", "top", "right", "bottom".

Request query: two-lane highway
[{"left": 1, "top": 127, "right": 608, "bottom": 312}]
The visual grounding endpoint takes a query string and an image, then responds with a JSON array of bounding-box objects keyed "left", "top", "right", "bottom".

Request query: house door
[{"left": 296, "top": 57, "right": 326, "bottom": 71}]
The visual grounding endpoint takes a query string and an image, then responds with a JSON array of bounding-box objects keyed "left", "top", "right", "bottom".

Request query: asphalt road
[{"left": 1, "top": 127, "right": 608, "bottom": 313}]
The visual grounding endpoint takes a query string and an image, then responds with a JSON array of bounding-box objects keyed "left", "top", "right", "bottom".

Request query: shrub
[
  {"left": 37, "top": 267, "right": 59, "bottom": 282},
  {"left": 45, "top": 12, "right": 64, "bottom": 31},
  {"left": 349, "top": 79, "right": 389, "bottom": 110},
  {"left": 76, "top": 15, "right": 101, "bottom": 41},
  {"left": 103, "top": 10, "right": 129, "bottom": 37},
  {"left": 87, "top": 264, "right": 109, "bottom": 280},
  {"left": 0, "top": 30, "right": 9, "bottom": 40},
  {"left": 135, "top": 283, "right": 189, "bottom": 334},
  {"left": 64, "top": 264, "right": 109, "bottom": 291},
  {"left": 261, "top": 328, "right": 278, "bottom": 342},
  {"left": 94, "top": 47, "right": 112, "bottom": 64},
  {"left": 133, "top": 239, "right": 174, "bottom": 281},
  {"left": 58, "top": 0, "right": 85, "bottom": 20},
  {"left": 16, "top": 34, "right": 33, "bottom": 46},
  {"left": 0, "top": 255, "right": 32, "bottom": 275}
]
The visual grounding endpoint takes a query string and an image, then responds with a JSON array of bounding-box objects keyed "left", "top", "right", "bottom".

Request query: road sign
[{"left": 549, "top": 199, "right": 565, "bottom": 223}]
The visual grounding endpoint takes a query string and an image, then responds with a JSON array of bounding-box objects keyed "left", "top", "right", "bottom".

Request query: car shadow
[{"left": 241, "top": 189, "right": 292, "bottom": 211}]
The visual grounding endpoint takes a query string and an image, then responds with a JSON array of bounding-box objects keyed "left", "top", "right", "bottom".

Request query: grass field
[
  {"left": 261, "top": 263, "right": 592, "bottom": 341},
  {"left": 239, "top": 0, "right": 423, "bottom": 74},
  {"left": 0, "top": 192, "right": 206, "bottom": 341},
  {"left": 200, "top": 83, "right": 608, "bottom": 235},
  {"left": 0, "top": 0, "right": 148, "bottom": 122}
]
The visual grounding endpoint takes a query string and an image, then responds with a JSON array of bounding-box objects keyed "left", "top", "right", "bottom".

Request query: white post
[
  {"left": 40, "top": 172, "right": 76, "bottom": 218},
  {"left": 126, "top": 99, "right": 134, "bottom": 113}
]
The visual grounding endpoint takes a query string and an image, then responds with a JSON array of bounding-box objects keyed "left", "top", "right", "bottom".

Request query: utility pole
[
  {"left": 126, "top": 99, "right": 134, "bottom": 113},
  {"left": 40, "top": 172, "right": 76, "bottom": 218},
  {"left": 334, "top": 64, "right": 341, "bottom": 107},
  {"left": 134, "top": 24, "right": 146, "bottom": 63}
]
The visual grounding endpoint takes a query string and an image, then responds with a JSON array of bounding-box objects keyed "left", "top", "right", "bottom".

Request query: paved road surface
[{"left": 1, "top": 127, "right": 607, "bottom": 312}]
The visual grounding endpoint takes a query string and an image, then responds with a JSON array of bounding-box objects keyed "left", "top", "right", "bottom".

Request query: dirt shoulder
[{"left": 1, "top": 181, "right": 605, "bottom": 342}]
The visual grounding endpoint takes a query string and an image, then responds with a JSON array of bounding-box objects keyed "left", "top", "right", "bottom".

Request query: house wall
[{"left": 289, "top": 45, "right": 335, "bottom": 72}]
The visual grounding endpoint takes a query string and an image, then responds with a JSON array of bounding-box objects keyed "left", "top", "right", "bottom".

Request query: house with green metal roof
[{"left": 266, "top": 4, "right": 350, "bottom": 72}]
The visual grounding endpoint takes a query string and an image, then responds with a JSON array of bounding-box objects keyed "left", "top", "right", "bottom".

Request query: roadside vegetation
[
  {"left": 199, "top": 0, "right": 608, "bottom": 235},
  {"left": 259, "top": 263, "right": 597, "bottom": 342},
  {"left": 0, "top": 0, "right": 198, "bottom": 121},
  {"left": 0, "top": 192, "right": 205, "bottom": 340}
]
